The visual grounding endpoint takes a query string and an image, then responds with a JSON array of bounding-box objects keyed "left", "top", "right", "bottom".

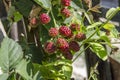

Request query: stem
[
  {"left": 35, "top": 27, "right": 46, "bottom": 57},
  {"left": 50, "top": 9, "right": 57, "bottom": 27},
  {"left": 88, "top": 62, "right": 99, "bottom": 80},
  {"left": 72, "top": 44, "right": 90, "bottom": 63},
  {"left": 14, "top": 73, "right": 17, "bottom": 80},
  {"left": 22, "top": 18, "right": 27, "bottom": 39},
  {"left": 79, "top": 0, "right": 84, "bottom": 9},
  {"left": 7, "top": 22, "right": 13, "bottom": 35},
  {"left": 80, "top": 0, "right": 86, "bottom": 24}
]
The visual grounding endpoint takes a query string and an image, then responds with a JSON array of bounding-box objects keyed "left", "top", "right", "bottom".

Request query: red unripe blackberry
[
  {"left": 75, "top": 33, "right": 86, "bottom": 41},
  {"left": 30, "top": 17, "right": 37, "bottom": 25},
  {"left": 70, "top": 24, "right": 80, "bottom": 31},
  {"left": 63, "top": 50, "right": 73, "bottom": 60},
  {"left": 67, "top": 32, "right": 74, "bottom": 39},
  {"left": 61, "top": 8, "right": 71, "bottom": 18},
  {"left": 69, "top": 41, "right": 80, "bottom": 52},
  {"left": 57, "top": 38, "right": 69, "bottom": 52},
  {"left": 39, "top": 13, "right": 51, "bottom": 24},
  {"left": 59, "top": 26, "right": 71, "bottom": 37},
  {"left": 49, "top": 28, "right": 58, "bottom": 37},
  {"left": 61, "top": 0, "right": 71, "bottom": 6},
  {"left": 44, "top": 42, "right": 56, "bottom": 54}
]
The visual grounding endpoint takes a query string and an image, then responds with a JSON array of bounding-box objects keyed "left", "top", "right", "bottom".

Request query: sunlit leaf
[
  {"left": 14, "top": 12, "right": 23, "bottom": 22},
  {"left": 103, "top": 23, "right": 115, "bottom": 30},
  {"left": 100, "top": 35, "right": 110, "bottom": 43},
  {"left": 84, "top": 12, "right": 94, "bottom": 24},
  {"left": 106, "top": 7, "right": 119, "bottom": 20},
  {"left": 90, "top": 42, "right": 108, "bottom": 61},
  {"left": 62, "top": 65, "right": 72, "bottom": 80}
]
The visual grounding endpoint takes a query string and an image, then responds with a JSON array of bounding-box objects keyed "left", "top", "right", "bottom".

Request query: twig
[
  {"left": 72, "top": 44, "right": 90, "bottom": 63},
  {"left": 2, "top": 0, "right": 11, "bottom": 12},
  {"left": 0, "top": 19, "right": 7, "bottom": 37}
]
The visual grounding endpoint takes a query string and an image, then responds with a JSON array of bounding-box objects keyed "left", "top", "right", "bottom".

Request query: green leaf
[
  {"left": 100, "top": 35, "right": 110, "bottom": 43},
  {"left": 62, "top": 65, "right": 72, "bottom": 80},
  {"left": 87, "top": 22, "right": 102, "bottom": 30},
  {"left": 8, "top": 6, "right": 16, "bottom": 18},
  {"left": 64, "top": 16, "right": 72, "bottom": 24},
  {"left": 7, "top": 72, "right": 16, "bottom": 80},
  {"left": 86, "top": 30, "right": 99, "bottom": 40},
  {"left": 7, "top": 6, "right": 23, "bottom": 22},
  {"left": 15, "top": 59, "right": 33, "bottom": 80},
  {"left": 0, "top": 37, "right": 23, "bottom": 79},
  {"left": 103, "top": 23, "right": 115, "bottom": 31},
  {"left": 0, "top": 73, "right": 9, "bottom": 80},
  {"left": 90, "top": 42, "right": 108, "bottom": 61},
  {"left": 71, "top": 12, "right": 82, "bottom": 25},
  {"left": 106, "top": 7, "right": 120, "bottom": 20},
  {"left": 38, "top": 65, "right": 56, "bottom": 79},
  {"left": 110, "top": 27, "right": 119, "bottom": 38},
  {"left": 15, "top": 0, "right": 33, "bottom": 17},
  {"left": 32, "top": 60, "right": 72, "bottom": 80},
  {"left": 39, "top": 26, "right": 51, "bottom": 44},
  {"left": 33, "top": 71, "right": 43, "bottom": 80},
  {"left": 54, "top": 59, "right": 72, "bottom": 66},
  {"left": 8, "top": 6, "right": 16, "bottom": 21},
  {"left": 34, "top": 0, "right": 51, "bottom": 10},
  {"left": 84, "top": 12, "right": 94, "bottom": 24},
  {"left": 14, "top": 12, "right": 23, "bottom": 22},
  {"left": 71, "top": 0, "right": 83, "bottom": 9},
  {"left": 70, "top": 1, "right": 80, "bottom": 10},
  {"left": 100, "top": 35, "right": 111, "bottom": 47},
  {"left": 33, "top": 64, "right": 43, "bottom": 80}
]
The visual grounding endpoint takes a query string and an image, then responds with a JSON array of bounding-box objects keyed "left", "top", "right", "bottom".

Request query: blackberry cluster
[{"left": 42, "top": 0, "right": 86, "bottom": 60}]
